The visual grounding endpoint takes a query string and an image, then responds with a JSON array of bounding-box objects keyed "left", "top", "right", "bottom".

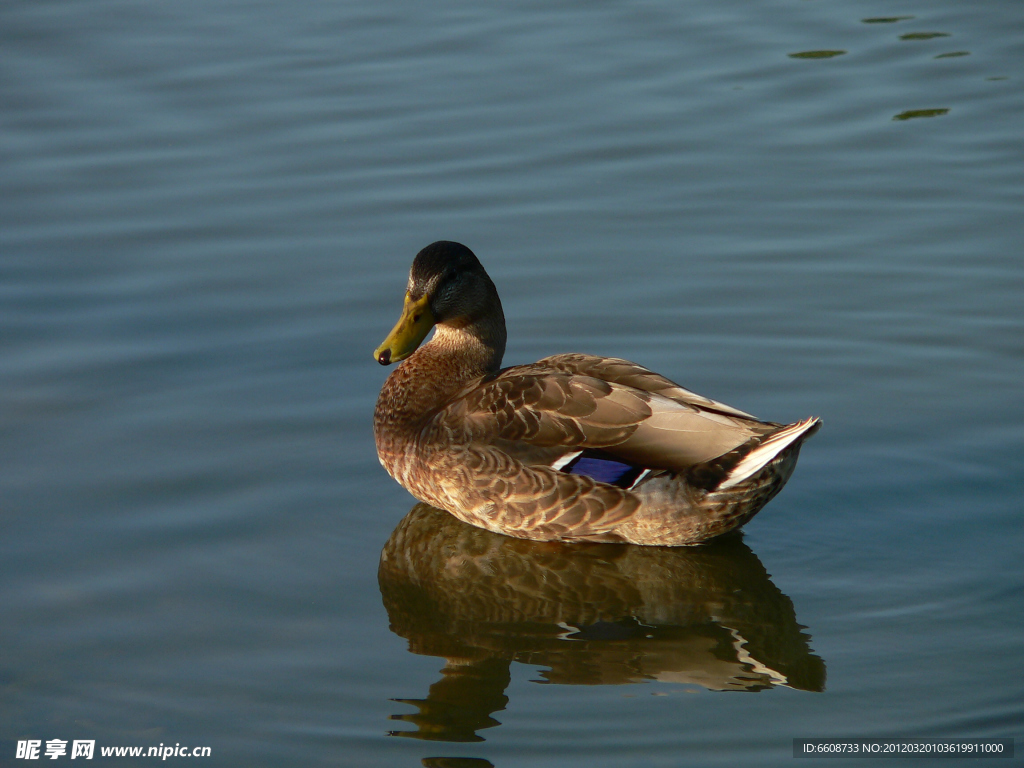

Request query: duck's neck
[
  {"left": 375, "top": 311, "right": 507, "bottom": 434},
  {"left": 430, "top": 315, "right": 507, "bottom": 380}
]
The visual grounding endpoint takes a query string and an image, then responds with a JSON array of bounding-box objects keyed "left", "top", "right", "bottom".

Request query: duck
[{"left": 373, "top": 241, "right": 821, "bottom": 546}]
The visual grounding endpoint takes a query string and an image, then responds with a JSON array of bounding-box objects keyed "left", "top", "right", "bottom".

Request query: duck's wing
[
  {"left": 448, "top": 362, "right": 769, "bottom": 472},
  {"left": 533, "top": 353, "right": 762, "bottom": 421},
  {"left": 432, "top": 362, "right": 793, "bottom": 542}
]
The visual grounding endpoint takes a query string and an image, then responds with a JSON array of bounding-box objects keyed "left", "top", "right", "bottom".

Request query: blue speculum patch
[{"left": 564, "top": 453, "right": 646, "bottom": 489}]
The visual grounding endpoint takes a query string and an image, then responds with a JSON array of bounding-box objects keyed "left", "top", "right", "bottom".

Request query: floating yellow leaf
[
  {"left": 863, "top": 16, "right": 914, "bottom": 23},
  {"left": 788, "top": 50, "right": 847, "bottom": 59},
  {"left": 893, "top": 108, "right": 950, "bottom": 121}
]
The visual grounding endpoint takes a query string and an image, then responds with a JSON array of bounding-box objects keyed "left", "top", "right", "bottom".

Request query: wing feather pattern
[
  {"left": 532, "top": 353, "right": 761, "bottom": 421},
  {"left": 423, "top": 356, "right": 786, "bottom": 541}
]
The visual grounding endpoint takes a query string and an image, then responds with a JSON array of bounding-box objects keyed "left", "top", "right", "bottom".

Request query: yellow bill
[{"left": 374, "top": 293, "right": 434, "bottom": 365}]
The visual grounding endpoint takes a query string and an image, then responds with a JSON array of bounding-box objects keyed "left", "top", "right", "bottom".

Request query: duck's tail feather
[
  {"left": 685, "top": 416, "right": 821, "bottom": 493},
  {"left": 716, "top": 417, "right": 819, "bottom": 489}
]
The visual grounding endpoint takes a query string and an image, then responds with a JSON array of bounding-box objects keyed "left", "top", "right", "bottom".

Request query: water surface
[{"left": 2, "top": 0, "right": 1022, "bottom": 765}]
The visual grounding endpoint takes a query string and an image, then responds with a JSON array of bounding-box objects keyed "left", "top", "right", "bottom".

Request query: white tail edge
[{"left": 716, "top": 417, "right": 822, "bottom": 490}]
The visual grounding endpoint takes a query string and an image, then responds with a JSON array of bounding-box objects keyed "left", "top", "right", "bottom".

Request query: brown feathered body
[{"left": 373, "top": 241, "right": 820, "bottom": 546}]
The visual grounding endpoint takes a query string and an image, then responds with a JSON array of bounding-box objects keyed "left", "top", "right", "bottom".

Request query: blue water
[{"left": 2, "top": 0, "right": 1022, "bottom": 765}]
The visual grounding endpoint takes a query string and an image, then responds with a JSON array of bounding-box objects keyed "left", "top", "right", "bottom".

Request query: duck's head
[{"left": 374, "top": 241, "right": 505, "bottom": 366}]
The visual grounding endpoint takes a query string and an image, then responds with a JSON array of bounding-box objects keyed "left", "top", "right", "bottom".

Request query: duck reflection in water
[{"left": 379, "top": 504, "right": 825, "bottom": 743}]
